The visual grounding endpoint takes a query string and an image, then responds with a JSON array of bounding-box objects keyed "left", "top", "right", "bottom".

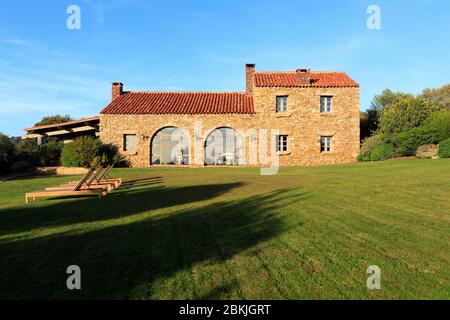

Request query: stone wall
[{"left": 99, "top": 86, "right": 360, "bottom": 168}]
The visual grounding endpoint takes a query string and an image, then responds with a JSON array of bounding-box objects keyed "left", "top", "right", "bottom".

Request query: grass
[{"left": 0, "top": 159, "right": 449, "bottom": 299}]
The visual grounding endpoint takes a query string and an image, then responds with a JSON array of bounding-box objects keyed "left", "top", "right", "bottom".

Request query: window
[
  {"left": 276, "top": 135, "right": 288, "bottom": 152},
  {"left": 320, "top": 136, "right": 332, "bottom": 153},
  {"left": 151, "top": 127, "right": 189, "bottom": 165},
  {"left": 320, "top": 96, "right": 332, "bottom": 113},
  {"left": 123, "top": 134, "right": 137, "bottom": 152},
  {"left": 276, "top": 96, "right": 288, "bottom": 112},
  {"left": 204, "top": 127, "right": 244, "bottom": 166}
]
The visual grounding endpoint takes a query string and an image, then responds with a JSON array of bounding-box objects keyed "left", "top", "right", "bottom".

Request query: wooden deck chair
[
  {"left": 25, "top": 168, "right": 106, "bottom": 203},
  {"left": 66, "top": 165, "right": 121, "bottom": 188},
  {"left": 97, "top": 165, "right": 122, "bottom": 187},
  {"left": 54, "top": 167, "right": 116, "bottom": 190}
]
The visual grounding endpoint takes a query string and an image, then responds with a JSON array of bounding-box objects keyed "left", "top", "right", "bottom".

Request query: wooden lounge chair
[
  {"left": 25, "top": 168, "right": 107, "bottom": 203},
  {"left": 65, "top": 165, "right": 121, "bottom": 189},
  {"left": 48, "top": 167, "right": 115, "bottom": 191},
  {"left": 96, "top": 165, "right": 122, "bottom": 187}
]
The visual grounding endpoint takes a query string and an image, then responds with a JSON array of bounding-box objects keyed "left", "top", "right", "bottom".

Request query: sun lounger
[
  {"left": 65, "top": 166, "right": 121, "bottom": 188},
  {"left": 97, "top": 165, "right": 122, "bottom": 187},
  {"left": 25, "top": 168, "right": 107, "bottom": 203},
  {"left": 49, "top": 167, "right": 115, "bottom": 191}
]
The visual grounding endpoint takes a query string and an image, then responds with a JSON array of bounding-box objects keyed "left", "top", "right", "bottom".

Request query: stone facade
[{"left": 99, "top": 66, "right": 360, "bottom": 168}]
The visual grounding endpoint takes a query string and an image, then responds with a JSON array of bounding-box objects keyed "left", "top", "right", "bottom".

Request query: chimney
[
  {"left": 296, "top": 68, "right": 311, "bottom": 84},
  {"left": 245, "top": 64, "right": 255, "bottom": 95},
  {"left": 112, "top": 82, "right": 123, "bottom": 101}
]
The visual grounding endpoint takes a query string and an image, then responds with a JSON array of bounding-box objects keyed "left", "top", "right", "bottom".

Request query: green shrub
[
  {"left": 423, "top": 110, "right": 450, "bottom": 141},
  {"left": 61, "top": 137, "right": 126, "bottom": 168},
  {"left": 90, "top": 154, "right": 109, "bottom": 168},
  {"left": 16, "top": 139, "right": 39, "bottom": 156},
  {"left": 16, "top": 139, "right": 63, "bottom": 166},
  {"left": 379, "top": 97, "right": 441, "bottom": 138},
  {"left": 0, "top": 133, "right": 15, "bottom": 173},
  {"left": 37, "top": 139, "right": 63, "bottom": 166},
  {"left": 112, "top": 154, "right": 129, "bottom": 167},
  {"left": 61, "top": 136, "right": 102, "bottom": 167},
  {"left": 393, "top": 127, "right": 440, "bottom": 156},
  {"left": 369, "top": 143, "right": 395, "bottom": 161},
  {"left": 438, "top": 138, "right": 450, "bottom": 158},
  {"left": 358, "top": 134, "right": 384, "bottom": 161}
]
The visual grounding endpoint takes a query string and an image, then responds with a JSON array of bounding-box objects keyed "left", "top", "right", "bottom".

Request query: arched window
[
  {"left": 151, "top": 127, "right": 189, "bottom": 165},
  {"left": 204, "top": 127, "right": 244, "bottom": 166}
]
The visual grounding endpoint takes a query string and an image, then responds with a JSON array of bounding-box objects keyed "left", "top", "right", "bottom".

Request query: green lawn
[{"left": 0, "top": 159, "right": 449, "bottom": 299}]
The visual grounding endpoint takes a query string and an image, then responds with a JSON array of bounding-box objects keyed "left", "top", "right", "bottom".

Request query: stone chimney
[
  {"left": 245, "top": 64, "right": 255, "bottom": 95},
  {"left": 296, "top": 68, "right": 311, "bottom": 84},
  {"left": 112, "top": 82, "right": 123, "bottom": 101}
]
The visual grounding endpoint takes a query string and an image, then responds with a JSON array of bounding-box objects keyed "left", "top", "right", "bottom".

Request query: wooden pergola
[{"left": 22, "top": 116, "right": 100, "bottom": 144}]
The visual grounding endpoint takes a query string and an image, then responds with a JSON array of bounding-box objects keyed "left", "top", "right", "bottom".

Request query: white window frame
[
  {"left": 123, "top": 134, "right": 137, "bottom": 152},
  {"left": 320, "top": 136, "right": 332, "bottom": 153},
  {"left": 320, "top": 96, "right": 333, "bottom": 113},
  {"left": 276, "top": 135, "right": 288, "bottom": 152},
  {"left": 276, "top": 96, "right": 288, "bottom": 113}
]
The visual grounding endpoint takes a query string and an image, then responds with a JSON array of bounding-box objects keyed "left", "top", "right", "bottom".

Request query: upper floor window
[
  {"left": 320, "top": 136, "right": 332, "bottom": 153},
  {"left": 276, "top": 96, "right": 288, "bottom": 112},
  {"left": 123, "top": 134, "right": 137, "bottom": 152},
  {"left": 276, "top": 135, "right": 288, "bottom": 152},
  {"left": 320, "top": 96, "right": 333, "bottom": 113}
]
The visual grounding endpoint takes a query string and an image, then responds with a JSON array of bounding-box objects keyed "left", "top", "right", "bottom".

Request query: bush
[
  {"left": 438, "top": 138, "right": 450, "bottom": 158},
  {"left": 16, "top": 139, "right": 39, "bottom": 163},
  {"left": 37, "top": 139, "right": 63, "bottom": 166},
  {"left": 423, "top": 110, "right": 450, "bottom": 142},
  {"left": 393, "top": 127, "right": 441, "bottom": 156},
  {"left": 0, "top": 133, "right": 15, "bottom": 173},
  {"left": 90, "top": 154, "right": 109, "bottom": 168},
  {"left": 369, "top": 143, "right": 395, "bottom": 161},
  {"left": 16, "top": 138, "right": 63, "bottom": 166},
  {"left": 358, "top": 134, "right": 384, "bottom": 161},
  {"left": 61, "top": 136, "right": 102, "bottom": 167},
  {"left": 379, "top": 97, "right": 441, "bottom": 138},
  {"left": 61, "top": 137, "right": 126, "bottom": 168},
  {"left": 416, "top": 144, "right": 439, "bottom": 159}
]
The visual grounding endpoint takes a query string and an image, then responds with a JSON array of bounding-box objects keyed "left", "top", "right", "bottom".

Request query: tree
[
  {"left": 379, "top": 97, "right": 441, "bottom": 137},
  {"left": 365, "top": 89, "right": 414, "bottom": 135},
  {"left": 360, "top": 111, "right": 371, "bottom": 141},
  {"left": 0, "top": 133, "right": 15, "bottom": 173},
  {"left": 34, "top": 115, "right": 73, "bottom": 127},
  {"left": 423, "top": 110, "right": 450, "bottom": 142},
  {"left": 420, "top": 84, "right": 450, "bottom": 109}
]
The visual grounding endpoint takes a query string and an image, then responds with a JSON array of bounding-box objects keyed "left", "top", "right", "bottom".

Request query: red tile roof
[
  {"left": 255, "top": 71, "right": 359, "bottom": 88},
  {"left": 23, "top": 116, "right": 100, "bottom": 132},
  {"left": 100, "top": 92, "right": 254, "bottom": 115}
]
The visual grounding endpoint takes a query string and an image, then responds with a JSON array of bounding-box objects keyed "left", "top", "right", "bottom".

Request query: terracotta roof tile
[
  {"left": 100, "top": 92, "right": 254, "bottom": 115},
  {"left": 255, "top": 71, "right": 359, "bottom": 88}
]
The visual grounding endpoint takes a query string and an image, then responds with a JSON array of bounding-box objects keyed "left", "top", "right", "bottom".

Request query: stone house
[{"left": 99, "top": 64, "right": 360, "bottom": 167}]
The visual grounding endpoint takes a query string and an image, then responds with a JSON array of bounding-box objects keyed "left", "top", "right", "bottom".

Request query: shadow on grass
[
  {"left": 0, "top": 177, "right": 243, "bottom": 235},
  {"left": 0, "top": 179, "right": 303, "bottom": 299}
]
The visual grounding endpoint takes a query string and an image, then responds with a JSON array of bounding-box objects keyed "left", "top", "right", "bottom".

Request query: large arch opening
[
  {"left": 204, "top": 127, "right": 244, "bottom": 166},
  {"left": 151, "top": 127, "right": 190, "bottom": 165}
]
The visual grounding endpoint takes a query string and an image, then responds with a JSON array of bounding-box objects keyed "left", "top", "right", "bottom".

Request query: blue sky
[{"left": 1, "top": 0, "right": 450, "bottom": 136}]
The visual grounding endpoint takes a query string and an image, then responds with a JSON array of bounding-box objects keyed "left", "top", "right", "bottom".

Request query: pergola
[{"left": 22, "top": 116, "right": 100, "bottom": 144}]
